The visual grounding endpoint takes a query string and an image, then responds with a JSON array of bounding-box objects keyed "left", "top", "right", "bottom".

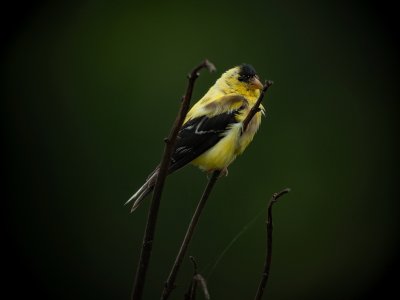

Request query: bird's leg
[
  {"left": 206, "top": 168, "right": 228, "bottom": 179},
  {"left": 220, "top": 167, "right": 229, "bottom": 177}
]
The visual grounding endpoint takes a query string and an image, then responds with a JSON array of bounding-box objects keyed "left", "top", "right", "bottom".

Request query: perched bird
[{"left": 126, "top": 64, "right": 265, "bottom": 212}]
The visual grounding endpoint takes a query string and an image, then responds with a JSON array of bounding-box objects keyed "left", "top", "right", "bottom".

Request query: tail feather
[{"left": 126, "top": 168, "right": 159, "bottom": 212}]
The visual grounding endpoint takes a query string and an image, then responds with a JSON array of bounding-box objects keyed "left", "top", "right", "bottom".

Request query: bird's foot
[
  {"left": 220, "top": 167, "right": 229, "bottom": 177},
  {"left": 206, "top": 168, "right": 229, "bottom": 179}
]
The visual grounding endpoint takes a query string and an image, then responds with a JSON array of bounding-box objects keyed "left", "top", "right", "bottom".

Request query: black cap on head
[{"left": 238, "top": 64, "right": 257, "bottom": 82}]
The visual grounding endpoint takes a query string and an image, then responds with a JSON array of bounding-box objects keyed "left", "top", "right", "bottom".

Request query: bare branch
[
  {"left": 184, "top": 257, "right": 198, "bottom": 300},
  {"left": 184, "top": 278, "right": 197, "bottom": 300},
  {"left": 161, "top": 170, "right": 221, "bottom": 300},
  {"left": 131, "top": 60, "right": 216, "bottom": 300},
  {"left": 254, "top": 188, "right": 291, "bottom": 300},
  {"left": 189, "top": 256, "right": 198, "bottom": 274},
  {"left": 242, "top": 80, "right": 274, "bottom": 133},
  {"left": 184, "top": 257, "right": 210, "bottom": 300},
  {"left": 194, "top": 274, "right": 210, "bottom": 300}
]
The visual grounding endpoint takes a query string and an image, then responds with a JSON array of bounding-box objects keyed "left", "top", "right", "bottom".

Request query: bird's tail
[{"left": 125, "top": 168, "right": 159, "bottom": 212}]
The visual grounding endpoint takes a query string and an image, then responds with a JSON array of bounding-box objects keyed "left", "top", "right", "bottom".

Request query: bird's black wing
[{"left": 168, "top": 110, "right": 240, "bottom": 173}]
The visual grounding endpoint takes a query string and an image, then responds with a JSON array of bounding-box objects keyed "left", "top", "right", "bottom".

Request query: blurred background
[{"left": 2, "top": 0, "right": 398, "bottom": 299}]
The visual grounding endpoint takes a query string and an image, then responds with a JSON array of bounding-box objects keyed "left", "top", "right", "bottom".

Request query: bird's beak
[{"left": 250, "top": 76, "right": 263, "bottom": 90}]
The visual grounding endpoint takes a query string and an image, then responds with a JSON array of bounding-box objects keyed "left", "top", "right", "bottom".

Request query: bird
[{"left": 126, "top": 64, "right": 265, "bottom": 212}]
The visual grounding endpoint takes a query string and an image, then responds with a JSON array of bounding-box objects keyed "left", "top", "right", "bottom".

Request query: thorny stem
[
  {"left": 161, "top": 170, "right": 221, "bottom": 300},
  {"left": 254, "top": 188, "right": 291, "bottom": 300},
  {"left": 131, "top": 60, "right": 216, "bottom": 300}
]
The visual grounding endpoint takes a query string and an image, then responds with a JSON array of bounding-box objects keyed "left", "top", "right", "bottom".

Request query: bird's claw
[{"left": 220, "top": 167, "right": 229, "bottom": 177}]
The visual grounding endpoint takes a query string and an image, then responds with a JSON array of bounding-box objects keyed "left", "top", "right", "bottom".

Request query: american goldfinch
[{"left": 127, "top": 64, "right": 264, "bottom": 211}]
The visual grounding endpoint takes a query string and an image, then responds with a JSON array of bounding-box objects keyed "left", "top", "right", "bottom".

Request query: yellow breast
[
  {"left": 190, "top": 110, "right": 262, "bottom": 171},
  {"left": 185, "top": 76, "right": 264, "bottom": 171},
  {"left": 191, "top": 124, "right": 242, "bottom": 171}
]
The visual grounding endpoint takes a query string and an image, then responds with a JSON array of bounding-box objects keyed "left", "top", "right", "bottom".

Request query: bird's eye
[{"left": 238, "top": 74, "right": 253, "bottom": 82}]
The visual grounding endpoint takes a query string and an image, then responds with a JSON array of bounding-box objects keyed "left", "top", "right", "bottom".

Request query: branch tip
[
  {"left": 189, "top": 256, "right": 198, "bottom": 274},
  {"left": 194, "top": 274, "right": 210, "bottom": 300},
  {"left": 188, "top": 59, "right": 216, "bottom": 80},
  {"left": 268, "top": 188, "right": 290, "bottom": 207},
  {"left": 255, "top": 187, "right": 290, "bottom": 300},
  {"left": 264, "top": 80, "right": 274, "bottom": 87},
  {"left": 271, "top": 188, "right": 291, "bottom": 203},
  {"left": 203, "top": 59, "right": 216, "bottom": 73}
]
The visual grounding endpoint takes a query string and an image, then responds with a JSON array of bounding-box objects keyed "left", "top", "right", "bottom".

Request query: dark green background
[{"left": 2, "top": 1, "right": 398, "bottom": 299}]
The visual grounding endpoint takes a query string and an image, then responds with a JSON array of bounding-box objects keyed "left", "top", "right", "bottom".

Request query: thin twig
[
  {"left": 161, "top": 170, "right": 221, "bottom": 300},
  {"left": 184, "top": 257, "right": 198, "bottom": 300},
  {"left": 254, "top": 188, "right": 291, "bottom": 300},
  {"left": 194, "top": 274, "right": 210, "bottom": 300},
  {"left": 242, "top": 80, "right": 274, "bottom": 133},
  {"left": 131, "top": 60, "right": 216, "bottom": 300},
  {"left": 184, "top": 257, "right": 210, "bottom": 300}
]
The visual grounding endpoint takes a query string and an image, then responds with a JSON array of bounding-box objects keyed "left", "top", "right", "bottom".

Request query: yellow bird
[{"left": 127, "top": 64, "right": 265, "bottom": 212}]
